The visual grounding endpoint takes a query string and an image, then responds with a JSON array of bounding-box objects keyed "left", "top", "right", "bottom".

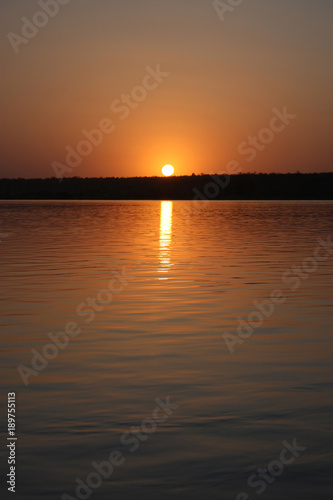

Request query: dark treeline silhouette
[{"left": 0, "top": 173, "right": 332, "bottom": 200}]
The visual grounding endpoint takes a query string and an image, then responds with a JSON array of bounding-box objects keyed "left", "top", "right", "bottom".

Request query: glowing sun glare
[{"left": 162, "top": 164, "right": 174, "bottom": 177}]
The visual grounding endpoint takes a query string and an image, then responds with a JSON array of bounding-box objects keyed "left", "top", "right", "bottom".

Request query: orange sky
[{"left": 0, "top": 0, "right": 332, "bottom": 178}]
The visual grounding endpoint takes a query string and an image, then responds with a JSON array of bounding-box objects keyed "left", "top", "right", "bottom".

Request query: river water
[{"left": 0, "top": 200, "right": 332, "bottom": 499}]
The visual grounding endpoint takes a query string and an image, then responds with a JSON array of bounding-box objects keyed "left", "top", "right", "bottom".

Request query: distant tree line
[{"left": 0, "top": 173, "right": 332, "bottom": 200}]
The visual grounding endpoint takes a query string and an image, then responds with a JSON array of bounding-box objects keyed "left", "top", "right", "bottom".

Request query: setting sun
[{"left": 162, "top": 165, "right": 174, "bottom": 177}]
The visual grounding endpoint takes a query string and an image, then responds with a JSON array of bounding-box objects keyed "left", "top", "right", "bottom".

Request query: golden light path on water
[{"left": 158, "top": 201, "right": 173, "bottom": 279}]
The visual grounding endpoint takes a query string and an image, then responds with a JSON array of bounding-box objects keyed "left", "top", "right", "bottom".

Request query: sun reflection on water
[{"left": 158, "top": 201, "right": 173, "bottom": 279}]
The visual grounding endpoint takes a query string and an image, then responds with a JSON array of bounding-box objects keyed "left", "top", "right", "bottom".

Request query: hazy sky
[{"left": 1, "top": 0, "right": 332, "bottom": 178}]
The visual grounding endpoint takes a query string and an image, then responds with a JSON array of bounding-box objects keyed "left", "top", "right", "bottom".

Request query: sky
[{"left": 0, "top": 0, "right": 332, "bottom": 178}]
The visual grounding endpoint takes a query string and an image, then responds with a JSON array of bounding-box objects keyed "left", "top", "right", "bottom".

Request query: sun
[{"left": 162, "top": 164, "right": 174, "bottom": 177}]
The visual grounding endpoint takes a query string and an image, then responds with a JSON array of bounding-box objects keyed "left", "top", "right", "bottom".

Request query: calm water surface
[{"left": 0, "top": 201, "right": 332, "bottom": 500}]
